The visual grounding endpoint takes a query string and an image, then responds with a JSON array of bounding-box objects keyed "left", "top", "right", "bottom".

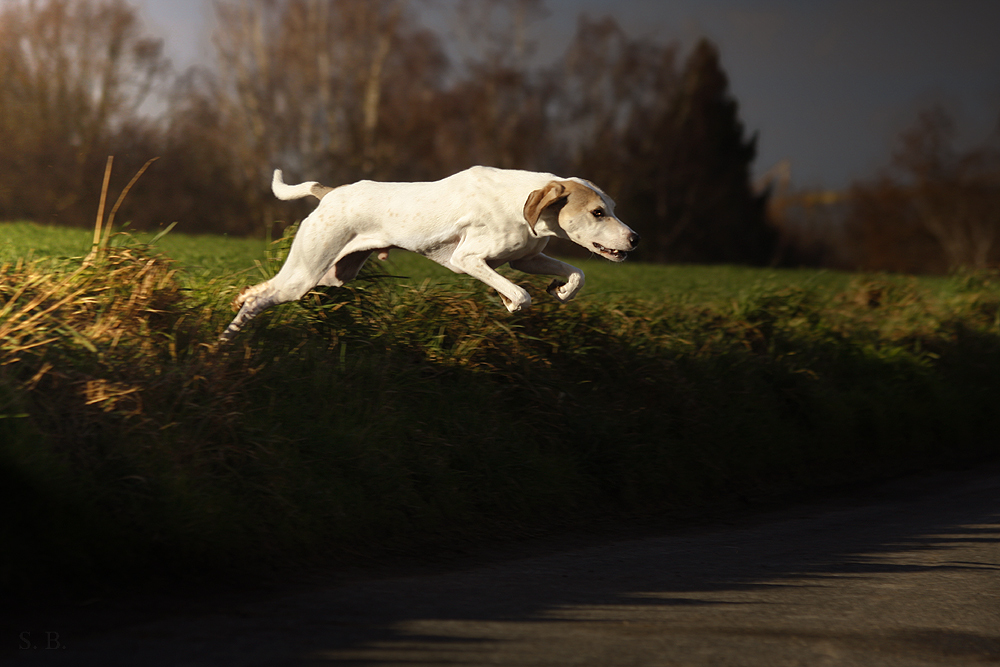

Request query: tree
[
  {"left": 556, "top": 15, "right": 679, "bottom": 188},
  {"left": 199, "top": 0, "right": 449, "bottom": 230},
  {"left": 894, "top": 108, "right": 1000, "bottom": 270},
  {"left": 435, "top": 0, "right": 552, "bottom": 170},
  {"left": 551, "top": 28, "right": 773, "bottom": 264},
  {"left": 846, "top": 107, "right": 1000, "bottom": 272},
  {"left": 0, "top": 0, "right": 168, "bottom": 224},
  {"left": 627, "top": 38, "right": 773, "bottom": 264}
]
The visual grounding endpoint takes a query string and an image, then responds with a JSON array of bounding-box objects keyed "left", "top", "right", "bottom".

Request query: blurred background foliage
[{"left": 0, "top": 0, "right": 998, "bottom": 272}]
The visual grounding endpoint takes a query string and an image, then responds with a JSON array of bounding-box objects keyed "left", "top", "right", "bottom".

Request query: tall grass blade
[
  {"left": 100, "top": 157, "right": 160, "bottom": 250},
  {"left": 86, "top": 156, "right": 115, "bottom": 263},
  {"left": 148, "top": 220, "right": 178, "bottom": 245}
]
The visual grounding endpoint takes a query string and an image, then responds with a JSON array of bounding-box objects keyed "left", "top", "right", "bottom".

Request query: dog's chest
[{"left": 482, "top": 233, "right": 549, "bottom": 268}]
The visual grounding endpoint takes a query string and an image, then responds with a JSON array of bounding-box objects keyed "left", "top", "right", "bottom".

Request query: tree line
[
  {"left": 0, "top": 0, "right": 773, "bottom": 264},
  {"left": 771, "top": 106, "right": 1000, "bottom": 273},
  {"left": 1, "top": 0, "right": 996, "bottom": 271}
]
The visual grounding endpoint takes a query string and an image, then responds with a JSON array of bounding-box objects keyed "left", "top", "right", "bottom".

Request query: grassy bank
[{"left": 1, "top": 222, "right": 999, "bottom": 595}]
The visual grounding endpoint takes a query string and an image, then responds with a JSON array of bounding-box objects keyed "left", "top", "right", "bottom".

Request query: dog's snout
[{"left": 628, "top": 233, "right": 641, "bottom": 249}]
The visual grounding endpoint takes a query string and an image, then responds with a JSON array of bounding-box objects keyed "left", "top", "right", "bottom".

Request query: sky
[{"left": 133, "top": 0, "right": 1000, "bottom": 191}]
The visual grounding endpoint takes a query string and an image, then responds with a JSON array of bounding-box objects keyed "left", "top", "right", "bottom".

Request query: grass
[
  {"left": 1, "top": 220, "right": 999, "bottom": 596},
  {"left": 0, "top": 220, "right": 922, "bottom": 301}
]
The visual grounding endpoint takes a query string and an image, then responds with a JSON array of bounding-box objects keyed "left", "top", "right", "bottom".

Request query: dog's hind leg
[
  {"left": 218, "top": 251, "right": 372, "bottom": 342},
  {"left": 218, "top": 214, "right": 374, "bottom": 341},
  {"left": 219, "top": 281, "right": 281, "bottom": 341},
  {"left": 219, "top": 267, "right": 319, "bottom": 341}
]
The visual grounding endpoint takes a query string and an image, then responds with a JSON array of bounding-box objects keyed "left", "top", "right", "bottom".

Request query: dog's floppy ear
[{"left": 523, "top": 181, "right": 568, "bottom": 235}]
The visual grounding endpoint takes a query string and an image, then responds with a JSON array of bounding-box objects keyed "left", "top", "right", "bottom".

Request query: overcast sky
[{"left": 134, "top": 0, "right": 1000, "bottom": 190}]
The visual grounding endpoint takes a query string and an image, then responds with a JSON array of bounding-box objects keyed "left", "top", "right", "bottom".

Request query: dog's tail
[{"left": 272, "top": 169, "right": 335, "bottom": 201}]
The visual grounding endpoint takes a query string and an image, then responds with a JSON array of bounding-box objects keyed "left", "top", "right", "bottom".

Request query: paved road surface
[{"left": 5, "top": 466, "right": 1000, "bottom": 666}]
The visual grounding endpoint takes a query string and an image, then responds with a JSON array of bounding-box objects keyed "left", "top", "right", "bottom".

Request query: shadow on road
[{"left": 6, "top": 466, "right": 1000, "bottom": 665}]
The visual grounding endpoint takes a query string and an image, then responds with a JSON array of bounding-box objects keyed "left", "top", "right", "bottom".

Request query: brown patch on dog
[
  {"left": 523, "top": 181, "right": 568, "bottom": 232},
  {"left": 523, "top": 180, "right": 610, "bottom": 235},
  {"left": 555, "top": 181, "right": 608, "bottom": 225}
]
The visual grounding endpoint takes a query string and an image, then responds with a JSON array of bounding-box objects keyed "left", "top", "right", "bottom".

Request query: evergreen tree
[{"left": 625, "top": 38, "right": 774, "bottom": 264}]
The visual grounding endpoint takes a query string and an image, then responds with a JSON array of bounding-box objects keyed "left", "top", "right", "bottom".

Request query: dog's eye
[{"left": 592, "top": 208, "right": 605, "bottom": 218}]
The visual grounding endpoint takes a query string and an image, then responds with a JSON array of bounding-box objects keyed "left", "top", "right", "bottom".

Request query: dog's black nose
[{"left": 628, "top": 233, "right": 641, "bottom": 249}]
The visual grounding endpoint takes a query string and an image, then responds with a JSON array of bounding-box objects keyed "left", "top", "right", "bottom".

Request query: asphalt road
[{"left": 6, "top": 465, "right": 1000, "bottom": 666}]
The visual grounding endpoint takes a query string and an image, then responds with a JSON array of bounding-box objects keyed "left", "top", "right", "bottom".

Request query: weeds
[{"left": 1, "top": 235, "right": 999, "bottom": 595}]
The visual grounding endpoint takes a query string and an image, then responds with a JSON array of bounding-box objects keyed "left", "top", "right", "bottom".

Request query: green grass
[
  {"left": 0, "top": 220, "right": 928, "bottom": 301},
  {"left": 1, "top": 220, "right": 999, "bottom": 596}
]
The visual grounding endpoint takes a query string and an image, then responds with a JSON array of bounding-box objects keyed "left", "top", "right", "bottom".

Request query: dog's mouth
[{"left": 593, "top": 243, "right": 628, "bottom": 262}]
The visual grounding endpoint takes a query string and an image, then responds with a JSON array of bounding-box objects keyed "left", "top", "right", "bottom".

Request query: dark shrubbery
[{"left": 2, "top": 238, "right": 997, "bottom": 594}]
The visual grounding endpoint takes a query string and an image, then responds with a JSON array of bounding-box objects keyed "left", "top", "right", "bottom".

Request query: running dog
[{"left": 220, "top": 166, "right": 639, "bottom": 340}]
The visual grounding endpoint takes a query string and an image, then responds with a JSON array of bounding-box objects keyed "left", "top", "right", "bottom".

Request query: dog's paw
[
  {"left": 546, "top": 279, "right": 568, "bottom": 301},
  {"left": 547, "top": 279, "right": 580, "bottom": 303},
  {"left": 500, "top": 289, "right": 531, "bottom": 313}
]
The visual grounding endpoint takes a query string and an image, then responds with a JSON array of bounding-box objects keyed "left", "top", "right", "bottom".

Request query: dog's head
[{"left": 523, "top": 180, "right": 640, "bottom": 262}]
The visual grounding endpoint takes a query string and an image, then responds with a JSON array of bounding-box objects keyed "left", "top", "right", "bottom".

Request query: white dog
[{"left": 220, "top": 166, "right": 639, "bottom": 340}]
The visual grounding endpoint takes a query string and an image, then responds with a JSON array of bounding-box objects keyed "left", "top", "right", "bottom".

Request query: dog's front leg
[
  {"left": 452, "top": 255, "right": 531, "bottom": 312},
  {"left": 509, "top": 254, "right": 585, "bottom": 303}
]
